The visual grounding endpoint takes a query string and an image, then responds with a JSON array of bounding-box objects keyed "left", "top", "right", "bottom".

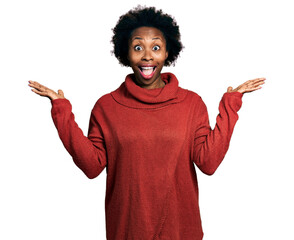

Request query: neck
[{"left": 133, "top": 76, "right": 166, "bottom": 89}]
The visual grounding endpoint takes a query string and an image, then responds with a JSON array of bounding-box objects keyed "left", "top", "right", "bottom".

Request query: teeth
[
  {"left": 141, "top": 67, "right": 153, "bottom": 70},
  {"left": 140, "top": 66, "right": 155, "bottom": 76}
]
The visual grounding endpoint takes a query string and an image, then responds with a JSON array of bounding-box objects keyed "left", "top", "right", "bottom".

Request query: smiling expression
[{"left": 128, "top": 27, "right": 169, "bottom": 89}]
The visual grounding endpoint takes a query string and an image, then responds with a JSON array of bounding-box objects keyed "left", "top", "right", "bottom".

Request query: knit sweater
[{"left": 51, "top": 72, "right": 243, "bottom": 240}]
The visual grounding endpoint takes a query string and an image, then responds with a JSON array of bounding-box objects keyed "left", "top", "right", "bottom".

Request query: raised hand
[
  {"left": 227, "top": 78, "right": 266, "bottom": 94},
  {"left": 28, "top": 80, "right": 65, "bottom": 101}
]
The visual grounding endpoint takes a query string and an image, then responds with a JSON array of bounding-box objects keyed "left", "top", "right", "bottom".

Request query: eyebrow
[{"left": 132, "top": 37, "right": 162, "bottom": 41}]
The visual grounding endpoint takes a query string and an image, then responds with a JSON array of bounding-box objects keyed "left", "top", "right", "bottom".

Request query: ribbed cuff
[
  {"left": 222, "top": 92, "right": 243, "bottom": 112},
  {"left": 51, "top": 98, "right": 70, "bottom": 104},
  {"left": 51, "top": 98, "right": 71, "bottom": 114},
  {"left": 224, "top": 91, "right": 243, "bottom": 99}
]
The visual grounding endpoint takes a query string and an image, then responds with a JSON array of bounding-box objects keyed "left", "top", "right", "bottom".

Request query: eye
[
  {"left": 153, "top": 45, "right": 160, "bottom": 51},
  {"left": 134, "top": 45, "right": 142, "bottom": 51}
]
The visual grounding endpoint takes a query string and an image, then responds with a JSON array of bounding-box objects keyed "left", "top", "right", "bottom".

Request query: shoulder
[
  {"left": 90, "top": 92, "right": 114, "bottom": 114},
  {"left": 178, "top": 88, "right": 209, "bottom": 117},
  {"left": 96, "top": 93, "right": 113, "bottom": 105},
  {"left": 185, "top": 89, "right": 202, "bottom": 99},
  {"left": 179, "top": 87, "right": 205, "bottom": 104}
]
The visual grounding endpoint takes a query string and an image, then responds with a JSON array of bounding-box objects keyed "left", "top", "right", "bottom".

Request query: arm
[
  {"left": 193, "top": 92, "right": 242, "bottom": 175},
  {"left": 192, "top": 77, "right": 266, "bottom": 175},
  {"left": 28, "top": 80, "right": 107, "bottom": 179},
  {"left": 51, "top": 99, "right": 107, "bottom": 179}
]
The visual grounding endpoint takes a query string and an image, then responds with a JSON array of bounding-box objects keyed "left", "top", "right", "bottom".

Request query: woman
[{"left": 28, "top": 6, "right": 265, "bottom": 240}]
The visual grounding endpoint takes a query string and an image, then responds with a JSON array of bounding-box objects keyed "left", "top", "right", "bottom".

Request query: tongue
[{"left": 142, "top": 68, "right": 153, "bottom": 76}]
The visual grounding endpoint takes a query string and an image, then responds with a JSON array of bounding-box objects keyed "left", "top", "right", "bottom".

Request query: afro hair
[{"left": 111, "top": 5, "right": 184, "bottom": 67}]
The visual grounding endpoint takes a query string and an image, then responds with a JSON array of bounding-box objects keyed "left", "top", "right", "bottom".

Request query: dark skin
[
  {"left": 127, "top": 27, "right": 168, "bottom": 89},
  {"left": 28, "top": 26, "right": 265, "bottom": 99}
]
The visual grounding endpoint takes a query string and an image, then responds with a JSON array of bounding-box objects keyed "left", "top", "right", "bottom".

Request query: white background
[{"left": 1, "top": 0, "right": 293, "bottom": 239}]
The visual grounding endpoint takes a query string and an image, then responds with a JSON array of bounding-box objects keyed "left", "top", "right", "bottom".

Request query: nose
[{"left": 141, "top": 49, "right": 153, "bottom": 61}]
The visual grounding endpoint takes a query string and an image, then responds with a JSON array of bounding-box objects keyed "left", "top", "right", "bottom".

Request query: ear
[
  {"left": 165, "top": 51, "right": 169, "bottom": 60},
  {"left": 127, "top": 54, "right": 131, "bottom": 66}
]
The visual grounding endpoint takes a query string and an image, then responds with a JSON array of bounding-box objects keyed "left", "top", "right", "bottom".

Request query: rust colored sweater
[{"left": 51, "top": 72, "right": 243, "bottom": 240}]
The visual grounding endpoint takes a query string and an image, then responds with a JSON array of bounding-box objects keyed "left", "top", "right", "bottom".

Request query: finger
[
  {"left": 242, "top": 79, "right": 265, "bottom": 90},
  {"left": 248, "top": 80, "right": 265, "bottom": 90},
  {"left": 249, "top": 77, "right": 266, "bottom": 82},
  {"left": 247, "top": 79, "right": 266, "bottom": 87},
  {"left": 243, "top": 78, "right": 266, "bottom": 86},
  {"left": 251, "top": 78, "right": 266, "bottom": 84},
  {"left": 252, "top": 80, "right": 265, "bottom": 87},
  {"left": 29, "top": 81, "right": 49, "bottom": 92},
  {"left": 227, "top": 86, "right": 233, "bottom": 92},
  {"left": 242, "top": 86, "right": 263, "bottom": 93},
  {"left": 57, "top": 89, "right": 64, "bottom": 98},
  {"left": 35, "top": 82, "right": 47, "bottom": 91},
  {"left": 30, "top": 83, "right": 55, "bottom": 97},
  {"left": 31, "top": 88, "right": 50, "bottom": 96},
  {"left": 243, "top": 79, "right": 252, "bottom": 85},
  {"left": 28, "top": 81, "right": 44, "bottom": 91}
]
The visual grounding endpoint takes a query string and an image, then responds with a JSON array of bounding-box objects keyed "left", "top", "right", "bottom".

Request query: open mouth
[{"left": 138, "top": 66, "right": 157, "bottom": 79}]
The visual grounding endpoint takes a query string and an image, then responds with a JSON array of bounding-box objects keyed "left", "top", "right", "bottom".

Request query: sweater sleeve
[
  {"left": 51, "top": 98, "right": 107, "bottom": 179},
  {"left": 192, "top": 92, "right": 243, "bottom": 175}
]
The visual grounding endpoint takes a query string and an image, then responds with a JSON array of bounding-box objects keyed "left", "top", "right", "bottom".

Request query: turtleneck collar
[{"left": 110, "top": 72, "right": 187, "bottom": 109}]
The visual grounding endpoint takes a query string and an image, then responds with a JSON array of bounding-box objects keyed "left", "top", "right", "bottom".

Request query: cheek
[
  {"left": 128, "top": 51, "right": 140, "bottom": 64},
  {"left": 158, "top": 52, "right": 168, "bottom": 64}
]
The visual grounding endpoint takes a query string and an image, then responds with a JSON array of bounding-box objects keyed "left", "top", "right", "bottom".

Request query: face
[{"left": 128, "top": 27, "right": 169, "bottom": 89}]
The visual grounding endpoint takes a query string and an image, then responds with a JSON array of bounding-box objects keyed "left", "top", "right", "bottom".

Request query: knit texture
[{"left": 51, "top": 72, "right": 243, "bottom": 240}]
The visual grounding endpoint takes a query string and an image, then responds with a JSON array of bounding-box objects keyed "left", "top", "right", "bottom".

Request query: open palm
[
  {"left": 28, "top": 81, "right": 65, "bottom": 101},
  {"left": 227, "top": 77, "right": 266, "bottom": 94}
]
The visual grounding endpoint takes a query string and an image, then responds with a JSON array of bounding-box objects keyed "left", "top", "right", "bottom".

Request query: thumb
[
  {"left": 57, "top": 89, "right": 65, "bottom": 98},
  {"left": 227, "top": 86, "right": 233, "bottom": 93}
]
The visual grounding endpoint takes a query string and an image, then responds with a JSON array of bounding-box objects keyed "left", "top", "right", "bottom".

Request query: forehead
[{"left": 130, "top": 26, "right": 165, "bottom": 42}]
